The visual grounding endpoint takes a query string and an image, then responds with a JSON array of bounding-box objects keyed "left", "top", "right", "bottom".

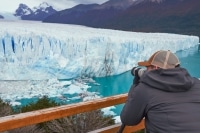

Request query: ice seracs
[{"left": 0, "top": 20, "right": 199, "bottom": 80}]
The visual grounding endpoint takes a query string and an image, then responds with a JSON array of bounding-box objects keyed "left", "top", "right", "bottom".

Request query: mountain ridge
[
  {"left": 42, "top": 0, "right": 139, "bottom": 26},
  {"left": 0, "top": 2, "right": 57, "bottom": 21},
  {"left": 15, "top": 2, "right": 57, "bottom": 21},
  {"left": 43, "top": 0, "right": 200, "bottom": 37}
]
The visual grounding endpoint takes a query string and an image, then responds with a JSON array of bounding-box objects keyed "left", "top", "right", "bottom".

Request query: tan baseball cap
[{"left": 138, "top": 50, "right": 180, "bottom": 69}]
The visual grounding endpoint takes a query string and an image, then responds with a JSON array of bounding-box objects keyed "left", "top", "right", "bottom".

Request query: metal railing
[{"left": 0, "top": 93, "right": 145, "bottom": 132}]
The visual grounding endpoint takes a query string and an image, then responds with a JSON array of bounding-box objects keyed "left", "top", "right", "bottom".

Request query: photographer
[{"left": 120, "top": 50, "right": 200, "bottom": 133}]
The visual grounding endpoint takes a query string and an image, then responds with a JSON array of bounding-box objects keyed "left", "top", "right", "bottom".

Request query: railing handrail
[{"left": 0, "top": 93, "right": 145, "bottom": 132}]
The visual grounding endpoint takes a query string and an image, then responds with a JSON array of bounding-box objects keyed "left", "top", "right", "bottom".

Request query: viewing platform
[{"left": 0, "top": 94, "right": 145, "bottom": 133}]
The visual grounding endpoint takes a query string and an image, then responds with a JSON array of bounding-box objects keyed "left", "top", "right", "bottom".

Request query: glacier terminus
[{"left": 0, "top": 20, "right": 199, "bottom": 80}]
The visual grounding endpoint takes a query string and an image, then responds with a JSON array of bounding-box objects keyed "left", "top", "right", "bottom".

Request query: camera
[{"left": 131, "top": 67, "right": 146, "bottom": 77}]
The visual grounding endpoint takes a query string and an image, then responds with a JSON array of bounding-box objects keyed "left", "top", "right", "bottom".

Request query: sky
[{"left": 0, "top": 0, "right": 109, "bottom": 12}]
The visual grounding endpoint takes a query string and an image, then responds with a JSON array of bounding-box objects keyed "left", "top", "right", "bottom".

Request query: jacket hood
[{"left": 140, "top": 67, "right": 194, "bottom": 92}]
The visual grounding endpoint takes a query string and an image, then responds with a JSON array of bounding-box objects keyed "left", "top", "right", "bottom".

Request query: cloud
[
  {"left": 0, "top": 0, "right": 39, "bottom": 12},
  {"left": 0, "top": 0, "right": 109, "bottom": 13}
]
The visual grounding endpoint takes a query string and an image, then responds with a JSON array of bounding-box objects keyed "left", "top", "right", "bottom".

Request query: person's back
[{"left": 120, "top": 50, "right": 200, "bottom": 133}]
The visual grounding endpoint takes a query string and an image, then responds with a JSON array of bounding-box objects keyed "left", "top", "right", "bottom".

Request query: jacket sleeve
[{"left": 120, "top": 84, "right": 147, "bottom": 126}]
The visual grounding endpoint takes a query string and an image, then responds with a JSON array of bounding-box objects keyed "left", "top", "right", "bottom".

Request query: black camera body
[
  {"left": 131, "top": 67, "right": 146, "bottom": 85},
  {"left": 131, "top": 67, "right": 146, "bottom": 77}
]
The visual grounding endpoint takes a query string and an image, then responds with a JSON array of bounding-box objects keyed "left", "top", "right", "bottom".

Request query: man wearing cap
[{"left": 120, "top": 50, "right": 200, "bottom": 133}]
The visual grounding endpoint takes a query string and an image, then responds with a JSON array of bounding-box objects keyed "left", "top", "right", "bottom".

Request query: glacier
[
  {"left": 0, "top": 20, "right": 199, "bottom": 80},
  {"left": 0, "top": 20, "right": 199, "bottom": 107}
]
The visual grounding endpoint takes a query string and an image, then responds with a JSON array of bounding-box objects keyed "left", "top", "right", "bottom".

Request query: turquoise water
[
  {"left": 176, "top": 46, "right": 200, "bottom": 77},
  {"left": 88, "top": 45, "right": 200, "bottom": 115},
  {"left": 17, "top": 45, "right": 200, "bottom": 116}
]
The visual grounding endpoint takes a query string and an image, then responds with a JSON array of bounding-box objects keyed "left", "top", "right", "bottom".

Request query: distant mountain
[
  {"left": 43, "top": 0, "right": 135, "bottom": 26},
  {"left": 43, "top": 0, "right": 200, "bottom": 37},
  {"left": 103, "top": 0, "right": 200, "bottom": 36},
  {"left": 14, "top": 2, "right": 57, "bottom": 21}
]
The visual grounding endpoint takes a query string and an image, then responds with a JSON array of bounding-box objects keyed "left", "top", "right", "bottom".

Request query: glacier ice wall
[{"left": 0, "top": 20, "right": 199, "bottom": 80}]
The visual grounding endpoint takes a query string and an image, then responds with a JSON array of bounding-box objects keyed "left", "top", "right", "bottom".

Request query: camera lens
[
  {"left": 131, "top": 67, "right": 145, "bottom": 77},
  {"left": 131, "top": 67, "right": 137, "bottom": 76}
]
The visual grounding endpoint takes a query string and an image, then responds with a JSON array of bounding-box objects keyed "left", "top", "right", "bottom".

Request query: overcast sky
[{"left": 0, "top": 0, "right": 109, "bottom": 12}]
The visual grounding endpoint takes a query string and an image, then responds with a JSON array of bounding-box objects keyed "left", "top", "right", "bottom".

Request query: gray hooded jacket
[{"left": 120, "top": 67, "right": 200, "bottom": 133}]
